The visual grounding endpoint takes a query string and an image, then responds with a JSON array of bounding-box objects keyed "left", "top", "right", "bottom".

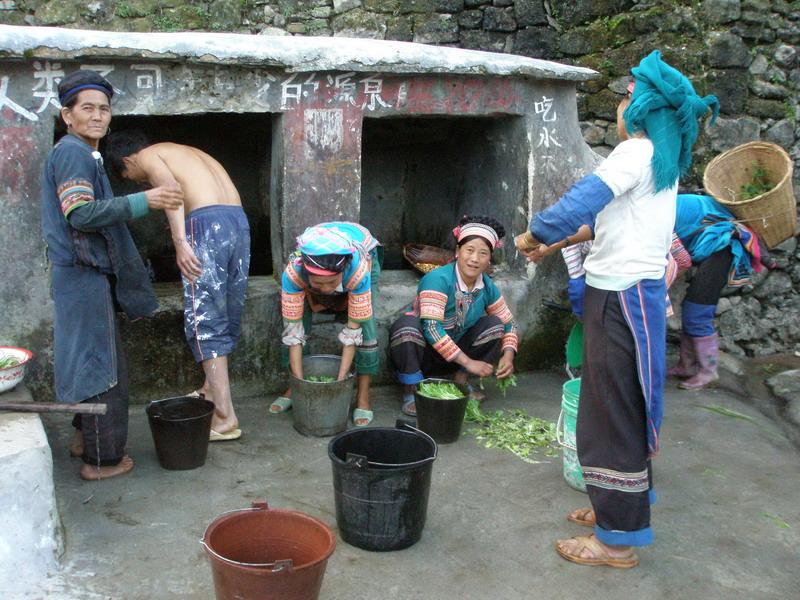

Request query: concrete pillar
[{"left": 271, "top": 106, "right": 363, "bottom": 271}]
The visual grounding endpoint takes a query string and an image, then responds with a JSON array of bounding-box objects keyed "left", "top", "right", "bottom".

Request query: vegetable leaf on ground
[{"left": 464, "top": 398, "right": 558, "bottom": 463}]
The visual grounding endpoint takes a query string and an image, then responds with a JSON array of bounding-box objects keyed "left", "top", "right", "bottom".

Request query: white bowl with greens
[{"left": 0, "top": 346, "right": 33, "bottom": 393}]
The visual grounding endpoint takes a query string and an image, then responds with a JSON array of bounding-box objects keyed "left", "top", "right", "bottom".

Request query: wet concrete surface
[{"left": 17, "top": 371, "right": 800, "bottom": 599}]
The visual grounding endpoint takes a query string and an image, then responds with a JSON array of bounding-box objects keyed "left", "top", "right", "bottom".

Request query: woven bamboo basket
[
  {"left": 703, "top": 141, "right": 796, "bottom": 249},
  {"left": 402, "top": 244, "right": 453, "bottom": 274}
]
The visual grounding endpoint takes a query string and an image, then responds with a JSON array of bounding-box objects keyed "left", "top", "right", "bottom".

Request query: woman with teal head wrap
[
  {"left": 624, "top": 50, "right": 720, "bottom": 192},
  {"left": 517, "top": 52, "right": 720, "bottom": 568}
]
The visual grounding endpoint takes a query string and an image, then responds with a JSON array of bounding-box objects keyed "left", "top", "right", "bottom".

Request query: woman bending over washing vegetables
[
  {"left": 273, "top": 222, "right": 382, "bottom": 427},
  {"left": 388, "top": 215, "right": 518, "bottom": 417}
]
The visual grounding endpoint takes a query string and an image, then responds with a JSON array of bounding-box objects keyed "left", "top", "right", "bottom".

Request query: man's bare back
[{"left": 137, "top": 143, "right": 240, "bottom": 214}]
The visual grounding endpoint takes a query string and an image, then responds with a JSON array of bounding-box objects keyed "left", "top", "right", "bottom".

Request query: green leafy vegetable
[
  {"left": 740, "top": 162, "right": 774, "bottom": 200},
  {"left": 464, "top": 398, "right": 558, "bottom": 463},
  {"left": 0, "top": 356, "right": 20, "bottom": 370},
  {"left": 762, "top": 513, "right": 790, "bottom": 529},
  {"left": 496, "top": 374, "right": 517, "bottom": 397},
  {"left": 417, "top": 381, "right": 465, "bottom": 399},
  {"left": 696, "top": 404, "right": 759, "bottom": 423},
  {"left": 695, "top": 404, "right": 784, "bottom": 441},
  {"left": 305, "top": 375, "right": 336, "bottom": 383}
]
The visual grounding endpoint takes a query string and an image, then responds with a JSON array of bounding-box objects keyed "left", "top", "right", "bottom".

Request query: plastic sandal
[
  {"left": 401, "top": 397, "right": 417, "bottom": 417},
  {"left": 209, "top": 428, "right": 242, "bottom": 442},
  {"left": 269, "top": 396, "right": 293, "bottom": 413},
  {"left": 352, "top": 408, "right": 374, "bottom": 427}
]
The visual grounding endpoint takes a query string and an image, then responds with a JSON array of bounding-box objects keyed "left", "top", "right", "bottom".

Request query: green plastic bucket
[{"left": 557, "top": 378, "right": 586, "bottom": 492}]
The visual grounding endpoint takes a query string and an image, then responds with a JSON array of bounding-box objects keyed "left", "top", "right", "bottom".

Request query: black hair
[
  {"left": 455, "top": 215, "right": 506, "bottom": 250},
  {"left": 105, "top": 130, "right": 151, "bottom": 179},
  {"left": 300, "top": 253, "right": 352, "bottom": 274}
]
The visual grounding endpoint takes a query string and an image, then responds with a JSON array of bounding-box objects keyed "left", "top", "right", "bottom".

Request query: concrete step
[{"left": 0, "top": 384, "right": 64, "bottom": 594}]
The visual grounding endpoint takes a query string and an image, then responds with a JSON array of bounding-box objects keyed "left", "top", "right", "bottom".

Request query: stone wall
[{"left": 2, "top": 0, "right": 799, "bottom": 357}]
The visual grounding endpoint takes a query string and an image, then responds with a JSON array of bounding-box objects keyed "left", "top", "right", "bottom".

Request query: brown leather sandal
[
  {"left": 567, "top": 507, "right": 596, "bottom": 528},
  {"left": 555, "top": 534, "right": 639, "bottom": 569}
]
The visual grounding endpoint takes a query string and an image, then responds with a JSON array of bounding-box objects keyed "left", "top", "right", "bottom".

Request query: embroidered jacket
[
  {"left": 281, "top": 222, "right": 379, "bottom": 325},
  {"left": 413, "top": 262, "right": 518, "bottom": 362}
]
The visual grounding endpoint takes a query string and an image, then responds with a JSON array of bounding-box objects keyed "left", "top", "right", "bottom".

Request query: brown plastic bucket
[{"left": 201, "top": 501, "right": 336, "bottom": 600}]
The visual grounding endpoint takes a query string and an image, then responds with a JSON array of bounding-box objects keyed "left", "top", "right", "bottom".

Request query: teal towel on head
[{"left": 624, "top": 50, "right": 720, "bottom": 192}]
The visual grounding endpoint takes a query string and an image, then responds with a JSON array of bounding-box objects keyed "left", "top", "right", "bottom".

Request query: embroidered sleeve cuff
[
  {"left": 670, "top": 234, "right": 692, "bottom": 270},
  {"left": 347, "top": 290, "right": 373, "bottom": 323},
  {"left": 127, "top": 192, "right": 149, "bottom": 219},
  {"left": 432, "top": 335, "right": 461, "bottom": 362},
  {"left": 58, "top": 178, "right": 94, "bottom": 217},
  {"left": 338, "top": 326, "right": 363, "bottom": 347},
  {"left": 501, "top": 333, "right": 519, "bottom": 354},
  {"left": 281, "top": 321, "right": 306, "bottom": 346},
  {"left": 281, "top": 291, "right": 306, "bottom": 321}
]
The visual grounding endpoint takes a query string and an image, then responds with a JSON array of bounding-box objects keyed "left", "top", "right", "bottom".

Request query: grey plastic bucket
[{"left": 290, "top": 355, "right": 355, "bottom": 437}]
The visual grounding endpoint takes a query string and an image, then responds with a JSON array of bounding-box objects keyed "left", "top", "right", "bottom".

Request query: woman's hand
[
  {"left": 145, "top": 184, "right": 184, "bottom": 210},
  {"left": 520, "top": 243, "right": 556, "bottom": 263},
  {"left": 175, "top": 240, "right": 203, "bottom": 282},
  {"left": 464, "top": 358, "right": 494, "bottom": 378},
  {"left": 496, "top": 351, "right": 515, "bottom": 379},
  {"left": 514, "top": 231, "right": 540, "bottom": 252}
]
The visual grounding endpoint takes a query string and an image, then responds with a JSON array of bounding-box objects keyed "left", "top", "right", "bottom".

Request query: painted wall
[{"left": 0, "top": 49, "right": 595, "bottom": 399}]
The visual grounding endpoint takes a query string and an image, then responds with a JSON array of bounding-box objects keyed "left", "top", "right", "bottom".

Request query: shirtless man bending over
[{"left": 107, "top": 131, "right": 250, "bottom": 441}]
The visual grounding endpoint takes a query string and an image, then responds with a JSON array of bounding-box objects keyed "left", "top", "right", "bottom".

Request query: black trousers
[
  {"left": 389, "top": 314, "right": 504, "bottom": 381},
  {"left": 72, "top": 319, "right": 129, "bottom": 467},
  {"left": 685, "top": 248, "right": 733, "bottom": 305},
  {"left": 577, "top": 286, "right": 652, "bottom": 545}
]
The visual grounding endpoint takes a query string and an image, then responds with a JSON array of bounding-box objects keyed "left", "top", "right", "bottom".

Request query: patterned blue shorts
[{"left": 183, "top": 205, "right": 250, "bottom": 362}]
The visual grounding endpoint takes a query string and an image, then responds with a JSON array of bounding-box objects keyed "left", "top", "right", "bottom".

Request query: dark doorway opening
[
  {"left": 360, "top": 115, "right": 527, "bottom": 271},
  {"left": 99, "top": 112, "right": 273, "bottom": 282}
]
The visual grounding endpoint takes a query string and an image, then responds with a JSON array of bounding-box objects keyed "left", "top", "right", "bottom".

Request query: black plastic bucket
[
  {"left": 146, "top": 396, "right": 215, "bottom": 470},
  {"left": 328, "top": 421, "right": 437, "bottom": 551},
  {"left": 414, "top": 378, "right": 470, "bottom": 444}
]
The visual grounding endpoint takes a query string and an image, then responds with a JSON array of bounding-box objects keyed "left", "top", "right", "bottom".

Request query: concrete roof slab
[{"left": 0, "top": 25, "right": 598, "bottom": 81}]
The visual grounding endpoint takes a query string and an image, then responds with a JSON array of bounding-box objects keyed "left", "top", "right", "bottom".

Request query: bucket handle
[
  {"left": 199, "top": 500, "right": 295, "bottom": 571},
  {"left": 395, "top": 418, "right": 416, "bottom": 430},
  {"left": 345, "top": 452, "right": 369, "bottom": 469},
  {"left": 565, "top": 363, "right": 578, "bottom": 381},
  {"left": 199, "top": 539, "right": 294, "bottom": 571},
  {"left": 395, "top": 419, "right": 438, "bottom": 461},
  {"left": 556, "top": 409, "right": 577, "bottom": 452}
]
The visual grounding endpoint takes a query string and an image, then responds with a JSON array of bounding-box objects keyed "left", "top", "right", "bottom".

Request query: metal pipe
[{"left": 0, "top": 402, "right": 107, "bottom": 415}]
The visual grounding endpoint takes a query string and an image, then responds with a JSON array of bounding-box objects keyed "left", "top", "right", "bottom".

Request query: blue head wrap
[
  {"left": 624, "top": 51, "right": 720, "bottom": 192},
  {"left": 57, "top": 69, "right": 114, "bottom": 106}
]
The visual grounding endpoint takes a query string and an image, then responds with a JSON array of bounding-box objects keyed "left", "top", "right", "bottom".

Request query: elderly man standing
[{"left": 517, "top": 51, "right": 719, "bottom": 567}]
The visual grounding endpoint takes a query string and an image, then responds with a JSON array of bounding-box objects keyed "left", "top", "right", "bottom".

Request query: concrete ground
[{"left": 15, "top": 370, "right": 800, "bottom": 600}]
